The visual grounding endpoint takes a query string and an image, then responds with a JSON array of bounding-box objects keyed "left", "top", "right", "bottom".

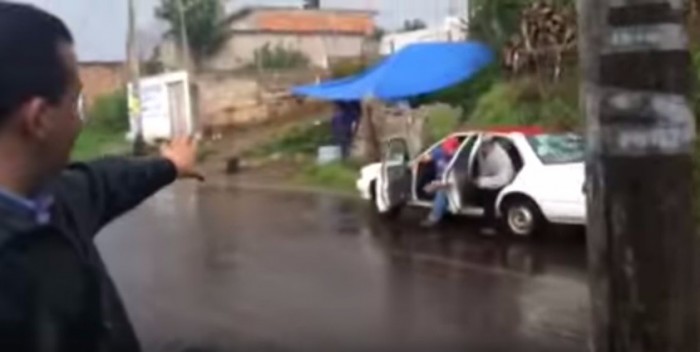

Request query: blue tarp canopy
[{"left": 292, "top": 42, "right": 494, "bottom": 102}]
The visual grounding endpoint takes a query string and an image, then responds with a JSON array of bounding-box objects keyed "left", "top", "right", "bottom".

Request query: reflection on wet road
[{"left": 96, "top": 183, "right": 590, "bottom": 352}]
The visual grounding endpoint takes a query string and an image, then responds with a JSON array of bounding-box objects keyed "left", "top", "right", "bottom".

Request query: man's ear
[{"left": 18, "top": 98, "right": 51, "bottom": 139}]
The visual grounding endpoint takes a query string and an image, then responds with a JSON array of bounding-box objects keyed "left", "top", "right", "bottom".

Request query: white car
[{"left": 356, "top": 128, "right": 586, "bottom": 236}]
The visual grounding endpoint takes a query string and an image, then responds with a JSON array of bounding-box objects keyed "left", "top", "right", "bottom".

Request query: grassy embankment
[
  {"left": 248, "top": 65, "right": 584, "bottom": 193},
  {"left": 71, "top": 91, "right": 130, "bottom": 161},
  {"left": 259, "top": 49, "right": 699, "bottom": 193},
  {"left": 244, "top": 119, "right": 360, "bottom": 192},
  {"left": 72, "top": 52, "right": 697, "bottom": 193}
]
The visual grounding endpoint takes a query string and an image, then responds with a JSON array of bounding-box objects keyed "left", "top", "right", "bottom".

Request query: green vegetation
[
  {"left": 72, "top": 91, "right": 130, "bottom": 161},
  {"left": 468, "top": 73, "right": 580, "bottom": 130},
  {"left": 87, "top": 90, "right": 129, "bottom": 131},
  {"left": 296, "top": 162, "right": 359, "bottom": 193},
  {"left": 247, "top": 120, "right": 333, "bottom": 158},
  {"left": 248, "top": 3, "right": 700, "bottom": 196},
  {"left": 252, "top": 44, "right": 310, "bottom": 70},
  {"left": 155, "top": 0, "right": 230, "bottom": 65},
  {"left": 72, "top": 128, "right": 129, "bottom": 161},
  {"left": 329, "top": 59, "right": 374, "bottom": 79},
  {"left": 424, "top": 105, "right": 462, "bottom": 144},
  {"left": 469, "top": 0, "right": 574, "bottom": 48},
  {"left": 401, "top": 19, "right": 427, "bottom": 32},
  {"left": 418, "top": 65, "right": 581, "bottom": 145},
  {"left": 416, "top": 65, "right": 500, "bottom": 115},
  {"left": 245, "top": 118, "right": 361, "bottom": 192},
  {"left": 468, "top": 0, "right": 527, "bottom": 48}
]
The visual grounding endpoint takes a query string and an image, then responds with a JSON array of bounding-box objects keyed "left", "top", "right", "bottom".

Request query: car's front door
[
  {"left": 381, "top": 138, "right": 412, "bottom": 210},
  {"left": 444, "top": 135, "right": 479, "bottom": 211}
]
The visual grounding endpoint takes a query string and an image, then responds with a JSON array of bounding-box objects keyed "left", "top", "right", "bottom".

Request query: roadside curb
[{"left": 200, "top": 177, "right": 361, "bottom": 200}]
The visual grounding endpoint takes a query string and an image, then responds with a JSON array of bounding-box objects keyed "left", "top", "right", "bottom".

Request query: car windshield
[{"left": 527, "top": 134, "right": 585, "bottom": 165}]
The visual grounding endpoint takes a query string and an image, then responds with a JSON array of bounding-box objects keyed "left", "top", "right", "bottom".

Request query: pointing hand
[{"left": 160, "top": 137, "right": 205, "bottom": 182}]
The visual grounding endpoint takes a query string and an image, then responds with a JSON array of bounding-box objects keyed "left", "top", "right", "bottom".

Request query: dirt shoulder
[{"left": 199, "top": 108, "right": 360, "bottom": 198}]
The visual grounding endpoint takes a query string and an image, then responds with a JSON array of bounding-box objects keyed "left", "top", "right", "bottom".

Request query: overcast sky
[{"left": 17, "top": 0, "right": 469, "bottom": 62}]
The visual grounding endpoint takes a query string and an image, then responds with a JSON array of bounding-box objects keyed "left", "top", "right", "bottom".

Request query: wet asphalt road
[{"left": 96, "top": 183, "right": 590, "bottom": 352}]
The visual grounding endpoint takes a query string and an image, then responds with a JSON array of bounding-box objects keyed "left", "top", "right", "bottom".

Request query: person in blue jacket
[{"left": 331, "top": 101, "right": 361, "bottom": 159}]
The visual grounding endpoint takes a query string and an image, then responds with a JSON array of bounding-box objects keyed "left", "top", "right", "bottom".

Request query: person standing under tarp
[{"left": 332, "top": 101, "right": 361, "bottom": 159}]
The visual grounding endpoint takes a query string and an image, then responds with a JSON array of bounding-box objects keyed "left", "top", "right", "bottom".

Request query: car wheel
[
  {"left": 501, "top": 198, "right": 544, "bottom": 237},
  {"left": 370, "top": 181, "right": 402, "bottom": 220}
]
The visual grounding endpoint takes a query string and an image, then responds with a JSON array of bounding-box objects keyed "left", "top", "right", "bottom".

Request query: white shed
[{"left": 127, "top": 71, "right": 195, "bottom": 142}]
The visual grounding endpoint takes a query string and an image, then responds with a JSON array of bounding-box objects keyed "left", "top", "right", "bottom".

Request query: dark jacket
[{"left": 0, "top": 157, "right": 177, "bottom": 352}]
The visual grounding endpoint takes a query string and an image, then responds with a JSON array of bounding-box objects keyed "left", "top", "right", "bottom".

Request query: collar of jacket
[
  {"left": 0, "top": 188, "right": 53, "bottom": 224},
  {"left": 0, "top": 193, "right": 54, "bottom": 247}
]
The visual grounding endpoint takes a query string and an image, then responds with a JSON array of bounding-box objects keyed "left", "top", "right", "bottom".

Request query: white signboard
[{"left": 128, "top": 71, "right": 193, "bottom": 142}]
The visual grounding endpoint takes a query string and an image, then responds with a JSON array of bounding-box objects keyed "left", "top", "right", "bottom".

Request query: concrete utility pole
[
  {"left": 127, "top": 0, "right": 146, "bottom": 155},
  {"left": 578, "top": 0, "right": 698, "bottom": 351},
  {"left": 175, "top": 0, "right": 193, "bottom": 72}
]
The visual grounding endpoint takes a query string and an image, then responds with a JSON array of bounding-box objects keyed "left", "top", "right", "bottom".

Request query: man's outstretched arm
[{"left": 53, "top": 138, "right": 202, "bottom": 238}]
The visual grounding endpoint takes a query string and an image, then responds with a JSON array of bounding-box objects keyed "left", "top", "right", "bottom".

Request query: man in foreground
[{"left": 0, "top": 3, "right": 201, "bottom": 351}]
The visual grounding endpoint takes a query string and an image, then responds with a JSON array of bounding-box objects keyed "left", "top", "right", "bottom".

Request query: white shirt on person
[{"left": 476, "top": 143, "right": 515, "bottom": 190}]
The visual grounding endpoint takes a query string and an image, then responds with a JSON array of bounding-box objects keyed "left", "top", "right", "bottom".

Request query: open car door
[
  {"left": 444, "top": 134, "right": 479, "bottom": 212},
  {"left": 380, "top": 138, "right": 412, "bottom": 211}
]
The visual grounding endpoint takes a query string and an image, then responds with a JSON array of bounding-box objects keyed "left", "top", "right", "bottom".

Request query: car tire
[
  {"left": 370, "top": 180, "right": 402, "bottom": 220},
  {"left": 500, "top": 197, "right": 545, "bottom": 238}
]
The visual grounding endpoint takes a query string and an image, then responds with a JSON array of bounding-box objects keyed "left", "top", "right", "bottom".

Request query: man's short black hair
[{"left": 0, "top": 1, "right": 74, "bottom": 121}]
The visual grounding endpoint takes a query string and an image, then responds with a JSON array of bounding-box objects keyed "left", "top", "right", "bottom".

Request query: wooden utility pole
[
  {"left": 579, "top": 0, "right": 698, "bottom": 351},
  {"left": 127, "top": 0, "right": 146, "bottom": 155}
]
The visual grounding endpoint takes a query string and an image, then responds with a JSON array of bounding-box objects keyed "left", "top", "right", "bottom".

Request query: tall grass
[{"left": 72, "top": 91, "right": 130, "bottom": 161}]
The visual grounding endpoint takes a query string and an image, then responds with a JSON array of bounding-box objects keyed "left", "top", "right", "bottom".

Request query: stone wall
[
  {"left": 195, "top": 70, "right": 326, "bottom": 132},
  {"left": 351, "top": 101, "right": 428, "bottom": 161},
  {"left": 203, "top": 33, "right": 370, "bottom": 71}
]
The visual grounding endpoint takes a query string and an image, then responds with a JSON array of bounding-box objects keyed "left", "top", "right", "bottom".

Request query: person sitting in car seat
[
  {"left": 421, "top": 136, "right": 461, "bottom": 227},
  {"left": 475, "top": 136, "right": 515, "bottom": 232}
]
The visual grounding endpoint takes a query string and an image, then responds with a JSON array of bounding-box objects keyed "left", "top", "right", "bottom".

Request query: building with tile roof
[{"left": 160, "top": 6, "right": 378, "bottom": 71}]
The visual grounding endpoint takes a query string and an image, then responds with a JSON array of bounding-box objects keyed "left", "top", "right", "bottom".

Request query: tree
[
  {"left": 401, "top": 19, "right": 427, "bottom": 32},
  {"left": 251, "top": 44, "right": 310, "bottom": 70},
  {"left": 371, "top": 26, "right": 386, "bottom": 40},
  {"left": 468, "top": 0, "right": 574, "bottom": 48},
  {"left": 303, "top": 0, "right": 320, "bottom": 9},
  {"left": 468, "top": 0, "right": 523, "bottom": 47},
  {"left": 155, "top": 0, "right": 230, "bottom": 66},
  {"left": 502, "top": 1, "right": 577, "bottom": 81}
]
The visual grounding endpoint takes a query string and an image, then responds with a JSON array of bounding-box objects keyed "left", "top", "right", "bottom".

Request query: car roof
[{"left": 452, "top": 126, "right": 547, "bottom": 137}]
